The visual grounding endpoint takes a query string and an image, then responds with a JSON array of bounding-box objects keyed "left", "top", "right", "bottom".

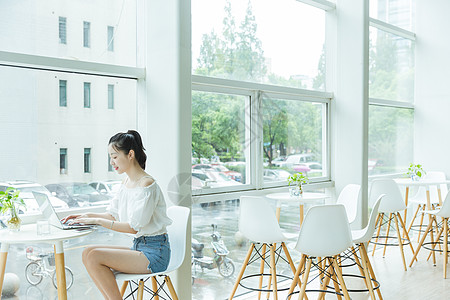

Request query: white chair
[
  {"left": 229, "top": 196, "right": 296, "bottom": 300},
  {"left": 349, "top": 195, "right": 384, "bottom": 300},
  {"left": 115, "top": 206, "right": 190, "bottom": 300},
  {"left": 287, "top": 204, "right": 353, "bottom": 300},
  {"left": 336, "top": 184, "right": 362, "bottom": 229},
  {"left": 410, "top": 191, "right": 450, "bottom": 278},
  {"left": 369, "top": 179, "right": 415, "bottom": 271},
  {"left": 407, "top": 171, "right": 448, "bottom": 241}
]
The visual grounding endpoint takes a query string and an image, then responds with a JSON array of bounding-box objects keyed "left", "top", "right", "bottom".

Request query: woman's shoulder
[{"left": 138, "top": 175, "right": 156, "bottom": 188}]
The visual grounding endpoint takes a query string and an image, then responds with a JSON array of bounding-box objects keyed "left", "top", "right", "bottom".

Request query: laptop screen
[{"left": 33, "top": 191, "right": 64, "bottom": 229}]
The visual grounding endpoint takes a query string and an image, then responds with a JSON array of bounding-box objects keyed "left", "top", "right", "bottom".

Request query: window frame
[
  {"left": 83, "top": 21, "right": 91, "bottom": 48},
  {"left": 59, "top": 80, "right": 67, "bottom": 107},
  {"left": 59, "top": 16, "right": 67, "bottom": 44},
  {"left": 84, "top": 148, "right": 91, "bottom": 173},
  {"left": 84, "top": 82, "right": 91, "bottom": 108}
]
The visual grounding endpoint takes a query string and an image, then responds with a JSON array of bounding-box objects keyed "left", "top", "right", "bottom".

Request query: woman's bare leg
[
  {"left": 84, "top": 247, "right": 152, "bottom": 300},
  {"left": 82, "top": 245, "right": 131, "bottom": 299}
]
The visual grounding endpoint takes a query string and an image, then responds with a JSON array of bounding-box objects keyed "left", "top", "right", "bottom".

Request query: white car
[{"left": 0, "top": 181, "right": 69, "bottom": 214}]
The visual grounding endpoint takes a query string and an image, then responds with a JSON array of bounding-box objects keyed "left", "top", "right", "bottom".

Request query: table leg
[
  {"left": 275, "top": 207, "right": 281, "bottom": 223},
  {"left": 403, "top": 187, "right": 409, "bottom": 225},
  {"left": 438, "top": 188, "right": 443, "bottom": 206},
  {"left": 54, "top": 241, "right": 67, "bottom": 300},
  {"left": 0, "top": 243, "right": 9, "bottom": 300},
  {"left": 299, "top": 204, "right": 304, "bottom": 225}
]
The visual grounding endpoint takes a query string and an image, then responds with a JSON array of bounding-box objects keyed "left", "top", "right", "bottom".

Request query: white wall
[{"left": 415, "top": 0, "right": 450, "bottom": 176}]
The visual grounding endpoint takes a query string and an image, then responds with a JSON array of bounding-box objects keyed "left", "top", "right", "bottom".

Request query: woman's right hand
[{"left": 60, "top": 213, "right": 90, "bottom": 224}]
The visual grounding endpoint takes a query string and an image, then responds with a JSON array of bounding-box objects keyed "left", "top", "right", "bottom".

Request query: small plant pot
[
  {"left": 7, "top": 207, "right": 21, "bottom": 232},
  {"left": 289, "top": 186, "right": 303, "bottom": 197},
  {"left": 411, "top": 174, "right": 420, "bottom": 181}
]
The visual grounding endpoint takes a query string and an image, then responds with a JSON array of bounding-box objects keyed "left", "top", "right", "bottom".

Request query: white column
[
  {"left": 142, "top": 0, "right": 192, "bottom": 298},
  {"left": 328, "top": 0, "right": 369, "bottom": 228}
]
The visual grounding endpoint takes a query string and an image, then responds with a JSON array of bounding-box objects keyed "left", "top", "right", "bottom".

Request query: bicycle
[{"left": 25, "top": 246, "right": 74, "bottom": 290}]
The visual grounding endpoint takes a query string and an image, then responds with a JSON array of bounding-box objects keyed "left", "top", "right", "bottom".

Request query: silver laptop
[{"left": 33, "top": 191, "right": 93, "bottom": 230}]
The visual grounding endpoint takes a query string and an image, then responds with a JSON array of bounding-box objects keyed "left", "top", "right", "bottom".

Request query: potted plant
[
  {"left": 406, "top": 163, "right": 426, "bottom": 181},
  {"left": 0, "top": 187, "right": 25, "bottom": 231},
  {"left": 287, "top": 172, "right": 309, "bottom": 196}
]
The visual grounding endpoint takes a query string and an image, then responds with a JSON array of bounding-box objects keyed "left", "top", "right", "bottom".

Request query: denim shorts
[{"left": 131, "top": 234, "right": 171, "bottom": 273}]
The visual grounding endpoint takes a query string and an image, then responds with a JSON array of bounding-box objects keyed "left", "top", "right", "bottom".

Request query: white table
[
  {"left": 266, "top": 192, "right": 330, "bottom": 225},
  {"left": 0, "top": 224, "right": 93, "bottom": 300}
]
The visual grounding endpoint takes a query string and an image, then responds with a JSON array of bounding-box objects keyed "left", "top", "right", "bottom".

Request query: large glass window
[
  {"left": 192, "top": 0, "right": 326, "bottom": 90},
  {"left": 370, "top": 0, "right": 415, "bottom": 31},
  {"left": 0, "top": 65, "right": 137, "bottom": 213},
  {"left": 368, "top": 105, "right": 414, "bottom": 175},
  {"left": 369, "top": 27, "right": 415, "bottom": 102},
  {"left": 262, "top": 95, "right": 327, "bottom": 184},
  {"left": 192, "top": 91, "right": 248, "bottom": 191}
]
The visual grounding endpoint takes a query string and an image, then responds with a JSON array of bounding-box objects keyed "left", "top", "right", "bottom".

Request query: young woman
[{"left": 61, "top": 130, "right": 172, "bottom": 300}]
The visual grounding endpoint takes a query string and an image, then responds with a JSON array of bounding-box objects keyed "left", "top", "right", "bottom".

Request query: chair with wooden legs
[
  {"left": 229, "top": 196, "right": 297, "bottom": 300},
  {"left": 347, "top": 195, "right": 384, "bottom": 300},
  {"left": 287, "top": 204, "right": 353, "bottom": 300},
  {"left": 410, "top": 191, "right": 450, "bottom": 278},
  {"left": 407, "top": 171, "right": 447, "bottom": 242},
  {"left": 115, "top": 206, "right": 190, "bottom": 300},
  {"left": 369, "top": 179, "right": 416, "bottom": 271}
]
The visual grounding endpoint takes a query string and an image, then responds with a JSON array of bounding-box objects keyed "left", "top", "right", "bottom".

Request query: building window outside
[
  {"left": 59, "top": 80, "right": 67, "bottom": 107},
  {"left": 108, "top": 84, "right": 114, "bottom": 109},
  {"left": 83, "top": 21, "right": 91, "bottom": 48},
  {"left": 84, "top": 82, "right": 91, "bottom": 108},
  {"left": 107, "top": 26, "right": 114, "bottom": 52},
  {"left": 60, "top": 148, "right": 67, "bottom": 174},
  {"left": 59, "top": 17, "right": 67, "bottom": 44},
  {"left": 84, "top": 148, "right": 91, "bottom": 173}
]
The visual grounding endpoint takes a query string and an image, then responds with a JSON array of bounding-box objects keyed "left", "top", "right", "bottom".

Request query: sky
[{"left": 191, "top": 0, "right": 326, "bottom": 79}]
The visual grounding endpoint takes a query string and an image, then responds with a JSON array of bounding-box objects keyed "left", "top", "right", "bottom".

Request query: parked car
[
  {"left": 45, "top": 182, "right": 110, "bottom": 208},
  {"left": 0, "top": 181, "right": 69, "bottom": 213},
  {"left": 192, "top": 170, "right": 242, "bottom": 189},
  {"left": 192, "top": 164, "right": 242, "bottom": 182},
  {"left": 263, "top": 169, "right": 292, "bottom": 182},
  {"left": 89, "top": 180, "right": 122, "bottom": 198}
]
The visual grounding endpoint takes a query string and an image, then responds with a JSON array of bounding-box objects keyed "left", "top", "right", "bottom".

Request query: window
[
  {"left": 192, "top": 0, "right": 326, "bottom": 90},
  {"left": 84, "top": 82, "right": 91, "bottom": 108},
  {"left": 83, "top": 21, "right": 90, "bottom": 48},
  {"left": 60, "top": 148, "right": 67, "bottom": 174},
  {"left": 59, "top": 17, "right": 67, "bottom": 44},
  {"left": 59, "top": 80, "right": 67, "bottom": 107},
  {"left": 108, "top": 84, "right": 114, "bottom": 109},
  {"left": 262, "top": 95, "right": 327, "bottom": 184},
  {"left": 370, "top": 0, "right": 415, "bottom": 31},
  {"left": 84, "top": 148, "right": 91, "bottom": 173},
  {"left": 369, "top": 27, "right": 415, "bottom": 103},
  {"left": 192, "top": 91, "right": 248, "bottom": 191},
  {"left": 368, "top": 105, "right": 414, "bottom": 175},
  {"left": 107, "top": 26, "right": 114, "bottom": 52}
]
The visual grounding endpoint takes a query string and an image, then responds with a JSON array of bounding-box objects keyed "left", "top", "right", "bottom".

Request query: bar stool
[
  {"left": 229, "top": 196, "right": 297, "bottom": 300},
  {"left": 410, "top": 191, "right": 450, "bottom": 278},
  {"left": 407, "top": 171, "right": 447, "bottom": 242},
  {"left": 287, "top": 204, "right": 353, "bottom": 300},
  {"left": 369, "top": 179, "right": 416, "bottom": 271}
]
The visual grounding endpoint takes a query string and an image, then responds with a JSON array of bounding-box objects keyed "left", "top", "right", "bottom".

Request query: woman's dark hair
[{"left": 109, "top": 130, "right": 147, "bottom": 169}]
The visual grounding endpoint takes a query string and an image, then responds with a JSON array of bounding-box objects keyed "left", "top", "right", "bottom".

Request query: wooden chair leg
[
  {"left": 361, "top": 243, "right": 383, "bottom": 300},
  {"left": 269, "top": 244, "right": 278, "bottom": 300},
  {"left": 318, "top": 260, "right": 333, "bottom": 300},
  {"left": 417, "top": 206, "right": 426, "bottom": 242},
  {"left": 397, "top": 212, "right": 418, "bottom": 261},
  {"left": 152, "top": 277, "right": 159, "bottom": 300},
  {"left": 406, "top": 205, "right": 421, "bottom": 234},
  {"left": 426, "top": 218, "right": 444, "bottom": 262},
  {"left": 444, "top": 218, "right": 448, "bottom": 279},
  {"left": 409, "top": 217, "right": 434, "bottom": 267},
  {"left": 383, "top": 214, "right": 393, "bottom": 257},
  {"left": 137, "top": 279, "right": 145, "bottom": 300},
  {"left": 372, "top": 213, "right": 384, "bottom": 256},
  {"left": 165, "top": 276, "right": 179, "bottom": 300},
  {"left": 329, "top": 257, "right": 343, "bottom": 300},
  {"left": 281, "top": 242, "right": 302, "bottom": 291},
  {"left": 332, "top": 257, "right": 351, "bottom": 300},
  {"left": 120, "top": 281, "right": 129, "bottom": 297},
  {"left": 359, "top": 245, "right": 376, "bottom": 300},
  {"left": 298, "top": 258, "right": 312, "bottom": 300},
  {"left": 257, "top": 243, "right": 266, "bottom": 300},
  {"left": 287, "top": 254, "right": 306, "bottom": 300},
  {"left": 229, "top": 244, "right": 254, "bottom": 299},
  {"left": 393, "top": 214, "right": 407, "bottom": 271}
]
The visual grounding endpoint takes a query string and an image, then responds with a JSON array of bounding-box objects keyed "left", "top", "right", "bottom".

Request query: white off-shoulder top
[{"left": 106, "top": 179, "right": 172, "bottom": 237}]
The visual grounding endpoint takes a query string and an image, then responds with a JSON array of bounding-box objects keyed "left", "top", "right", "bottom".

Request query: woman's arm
[{"left": 72, "top": 216, "right": 137, "bottom": 234}]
